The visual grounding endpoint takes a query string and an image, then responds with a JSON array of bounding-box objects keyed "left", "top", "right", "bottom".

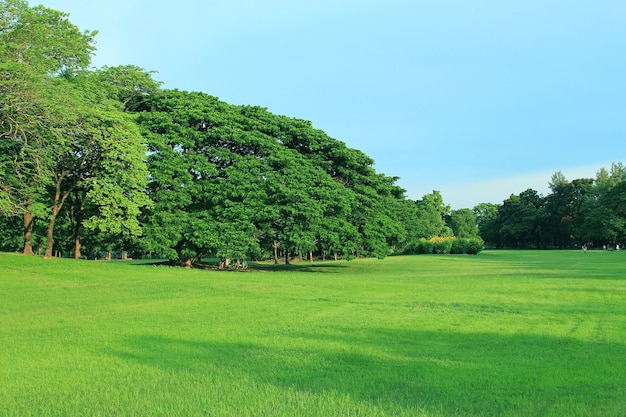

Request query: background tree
[
  {"left": 544, "top": 172, "right": 594, "bottom": 248},
  {"left": 473, "top": 202, "right": 500, "bottom": 247},
  {"left": 578, "top": 177, "right": 626, "bottom": 247},
  {"left": 414, "top": 190, "right": 451, "bottom": 239},
  {"left": 497, "top": 189, "right": 546, "bottom": 248},
  {"left": 447, "top": 208, "right": 479, "bottom": 238}
]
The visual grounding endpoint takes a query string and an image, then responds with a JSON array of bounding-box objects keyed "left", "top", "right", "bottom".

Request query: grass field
[{"left": 1, "top": 250, "right": 625, "bottom": 416}]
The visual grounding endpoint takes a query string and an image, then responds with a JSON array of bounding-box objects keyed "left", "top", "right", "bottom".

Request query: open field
[{"left": 1, "top": 250, "right": 625, "bottom": 416}]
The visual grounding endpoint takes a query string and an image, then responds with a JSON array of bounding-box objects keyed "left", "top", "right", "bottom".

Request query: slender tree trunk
[
  {"left": 73, "top": 217, "right": 83, "bottom": 259},
  {"left": 273, "top": 240, "right": 280, "bottom": 264},
  {"left": 44, "top": 204, "right": 61, "bottom": 259},
  {"left": 45, "top": 172, "right": 72, "bottom": 259},
  {"left": 22, "top": 211, "right": 35, "bottom": 255},
  {"left": 284, "top": 248, "right": 290, "bottom": 265},
  {"left": 72, "top": 198, "right": 85, "bottom": 259}
]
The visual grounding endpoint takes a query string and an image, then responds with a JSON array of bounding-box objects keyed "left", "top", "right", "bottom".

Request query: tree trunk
[
  {"left": 22, "top": 211, "right": 35, "bottom": 255},
  {"left": 45, "top": 172, "right": 71, "bottom": 259},
  {"left": 44, "top": 204, "right": 61, "bottom": 259},
  {"left": 284, "top": 248, "right": 290, "bottom": 265},
  {"left": 273, "top": 240, "right": 280, "bottom": 264},
  {"left": 72, "top": 199, "right": 85, "bottom": 259},
  {"left": 73, "top": 218, "right": 83, "bottom": 259},
  {"left": 74, "top": 239, "right": 81, "bottom": 259}
]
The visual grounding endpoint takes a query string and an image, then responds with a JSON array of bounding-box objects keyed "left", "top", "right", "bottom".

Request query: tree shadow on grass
[
  {"left": 129, "top": 259, "right": 349, "bottom": 273},
  {"left": 191, "top": 261, "right": 350, "bottom": 273},
  {"left": 107, "top": 328, "right": 626, "bottom": 416}
]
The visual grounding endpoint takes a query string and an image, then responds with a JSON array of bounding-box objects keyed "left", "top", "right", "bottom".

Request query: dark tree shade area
[{"left": 1, "top": 1, "right": 624, "bottom": 262}]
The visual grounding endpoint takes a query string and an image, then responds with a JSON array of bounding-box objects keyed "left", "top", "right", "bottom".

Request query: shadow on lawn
[
  {"left": 192, "top": 261, "right": 350, "bottom": 273},
  {"left": 130, "top": 259, "right": 349, "bottom": 273},
  {"left": 107, "top": 328, "right": 626, "bottom": 415}
]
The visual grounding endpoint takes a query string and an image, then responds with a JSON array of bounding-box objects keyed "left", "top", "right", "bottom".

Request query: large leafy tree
[
  {"left": 37, "top": 74, "right": 151, "bottom": 259},
  {"left": 1, "top": 2, "right": 152, "bottom": 259},
  {"left": 0, "top": 0, "right": 96, "bottom": 254},
  {"left": 414, "top": 190, "right": 451, "bottom": 239},
  {"left": 545, "top": 173, "right": 594, "bottom": 248},
  {"left": 578, "top": 170, "right": 626, "bottom": 247},
  {"left": 137, "top": 90, "right": 268, "bottom": 266},
  {"left": 135, "top": 89, "right": 406, "bottom": 264},
  {"left": 244, "top": 107, "right": 404, "bottom": 259},
  {"left": 498, "top": 189, "right": 547, "bottom": 248}
]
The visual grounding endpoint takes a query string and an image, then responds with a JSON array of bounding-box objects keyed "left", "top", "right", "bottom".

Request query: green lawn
[{"left": 1, "top": 250, "right": 625, "bottom": 416}]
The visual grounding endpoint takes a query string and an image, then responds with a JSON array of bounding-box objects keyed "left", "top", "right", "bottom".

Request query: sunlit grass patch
[{"left": 1, "top": 250, "right": 625, "bottom": 416}]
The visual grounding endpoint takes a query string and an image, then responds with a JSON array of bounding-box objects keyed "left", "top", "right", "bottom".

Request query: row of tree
[
  {"left": 1, "top": 1, "right": 624, "bottom": 264},
  {"left": 475, "top": 165, "right": 626, "bottom": 249},
  {"left": 1, "top": 1, "right": 483, "bottom": 265}
]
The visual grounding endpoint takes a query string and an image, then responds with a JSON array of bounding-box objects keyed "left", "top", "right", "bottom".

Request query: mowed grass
[{"left": 0, "top": 250, "right": 625, "bottom": 417}]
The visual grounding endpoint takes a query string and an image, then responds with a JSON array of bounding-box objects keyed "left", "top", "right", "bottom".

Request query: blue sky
[{"left": 42, "top": 0, "right": 625, "bottom": 208}]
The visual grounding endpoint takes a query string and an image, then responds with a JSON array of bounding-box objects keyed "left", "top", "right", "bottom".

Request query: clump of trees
[
  {"left": 475, "top": 164, "right": 626, "bottom": 249},
  {"left": 134, "top": 89, "right": 413, "bottom": 265},
  {"left": 1, "top": 0, "right": 157, "bottom": 259},
  {"left": 4, "top": 1, "right": 625, "bottom": 263},
  {"left": 1, "top": 1, "right": 485, "bottom": 264}
]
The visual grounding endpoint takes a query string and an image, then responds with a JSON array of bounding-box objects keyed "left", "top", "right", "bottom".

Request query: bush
[
  {"left": 466, "top": 238, "right": 484, "bottom": 254},
  {"left": 418, "top": 239, "right": 434, "bottom": 254},
  {"left": 403, "top": 236, "right": 484, "bottom": 255},
  {"left": 450, "top": 238, "right": 467, "bottom": 254},
  {"left": 431, "top": 236, "right": 453, "bottom": 254}
]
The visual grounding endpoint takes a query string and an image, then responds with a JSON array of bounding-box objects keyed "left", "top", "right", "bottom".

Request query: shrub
[
  {"left": 466, "top": 238, "right": 485, "bottom": 254},
  {"left": 431, "top": 236, "right": 453, "bottom": 254},
  {"left": 450, "top": 238, "right": 466, "bottom": 254},
  {"left": 403, "top": 236, "right": 484, "bottom": 255},
  {"left": 418, "top": 239, "right": 435, "bottom": 254}
]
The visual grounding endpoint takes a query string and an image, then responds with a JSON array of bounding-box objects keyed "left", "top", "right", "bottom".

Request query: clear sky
[{"left": 42, "top": 0, "right": 625, "bottom": 209}]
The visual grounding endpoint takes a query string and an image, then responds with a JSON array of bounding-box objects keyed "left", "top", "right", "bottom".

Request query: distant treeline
[{"left": 474, "top": 166, "right": 626, "bottom": 249}]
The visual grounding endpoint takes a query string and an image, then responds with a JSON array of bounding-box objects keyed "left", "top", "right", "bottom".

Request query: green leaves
[
  {"left": 136, "top": 89, "right": 411, "bottom": 263},
  {"left": 0, "top": 0, "right": 95, "bottom": 75},
  {"left": 1, "top": 2, "right": 470, "bottom": 261}
]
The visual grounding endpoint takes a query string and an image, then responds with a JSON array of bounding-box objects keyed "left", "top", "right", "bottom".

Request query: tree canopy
[
  {"left": 2, "top": 1, "right": 625, "bottom": 261},
  {"left": 477, "top": 164, "right": 626, "bottom": 249}
]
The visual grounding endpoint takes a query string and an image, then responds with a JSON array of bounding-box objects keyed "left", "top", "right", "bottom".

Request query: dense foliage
[
  {"left": 476, "top": 165, "right": 626, "bottom": 249},
  {"left": 2, "top": 1, "right": 625, "bottom": 261},
  {"left": 133, "top": 90, "right": 409, "bottom": 264}
]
